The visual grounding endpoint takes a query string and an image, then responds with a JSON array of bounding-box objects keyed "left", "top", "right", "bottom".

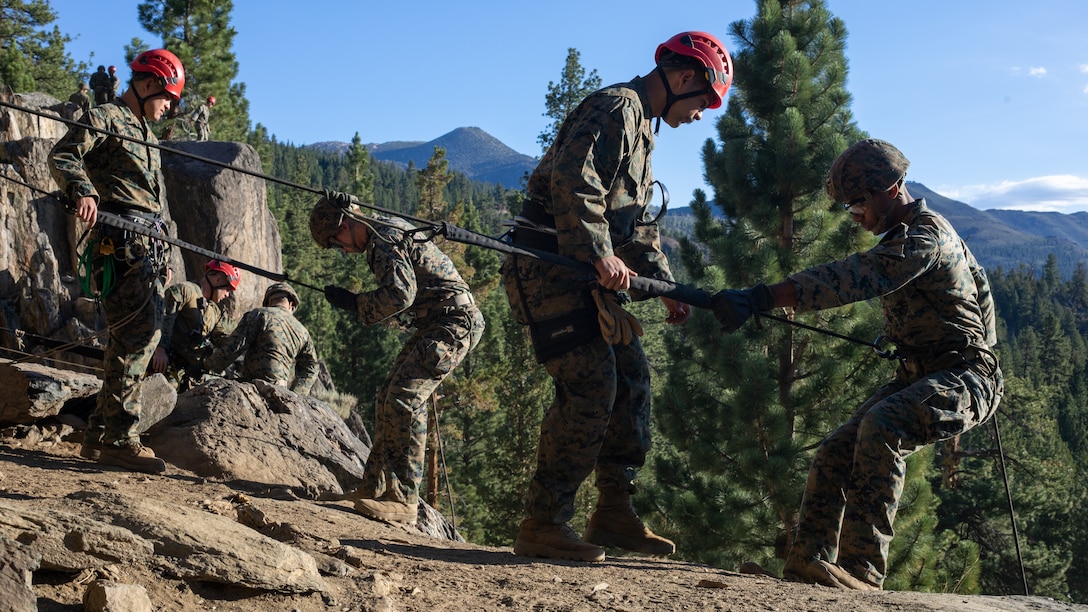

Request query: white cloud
[
  {"left": 940, "top": 176, "right": 1088, "bottom": 213},
  {"left": 1081, "top": 64, "right": 1088, "bottom": 74},
  {"left": 1028, "top": 66, "right": 1047, "bottom": 77}
]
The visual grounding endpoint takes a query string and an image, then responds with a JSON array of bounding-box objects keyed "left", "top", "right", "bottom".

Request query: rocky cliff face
[{"left": 0, "top": 89, "right": 282, "bottom": 364}]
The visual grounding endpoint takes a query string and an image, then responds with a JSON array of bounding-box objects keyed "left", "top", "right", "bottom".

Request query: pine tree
[
  {"left": 536, "top": 48, "right": 601, "bottom": 154},
  {"left": 945, "top": 263, "right": 1088, "bottom": 600},
  {"left": 0, "top": 0, "right": 87, "bottom": 98},
  {"left": 648, "top": 0, "right": 890, "bottom": 571},
  {"left": 136, "top": 0, "right": 250, "bottom": 141}
]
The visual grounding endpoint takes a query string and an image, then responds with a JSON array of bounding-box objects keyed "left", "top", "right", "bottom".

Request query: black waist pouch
[{"left": 530, "top": 308, "right": 601, "bottom": 363}]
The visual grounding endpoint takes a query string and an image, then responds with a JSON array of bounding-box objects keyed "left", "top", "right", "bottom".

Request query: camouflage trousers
[
  {"left": 90, "top": 254, "right": 165, "bottom": 445},
  {"left": 356, "top": 305, "right": 485, "bottom": 505},
  {"left": 526, "top": 335, "right": 652, "bottom": 524},
  {"left": 787, "top": 351, "right": 1003, "bottom": 586}
]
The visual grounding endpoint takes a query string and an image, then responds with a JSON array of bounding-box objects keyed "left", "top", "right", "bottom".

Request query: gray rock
[
  {"left": 160, "top": 140, "right": 282, "bottom": 317},
  {"left": 0, "top": 363, "right": 174, "bottom": 434},
  {"left": 68, "top": 490, "right": 329, "bottom": 594},
  {"left": 0, "top": 362, "right": 100, "bottom": 425},
  {"left": 83, "top": 580, "right": 153, "bottom": 612},
  {"left": 0, "top": 500, "right": 154, "bottom": 571},
  {"left": 0, "top": 535, "right": 40, "bottom": 612}
]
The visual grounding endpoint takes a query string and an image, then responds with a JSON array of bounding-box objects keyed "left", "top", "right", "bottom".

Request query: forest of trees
[{"left": 4, "top": 0, "right": 1088, "bottom": 603}]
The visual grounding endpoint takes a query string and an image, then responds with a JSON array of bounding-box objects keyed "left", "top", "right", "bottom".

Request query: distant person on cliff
[
  {"left": 107, "top": 65, "right": 119, "bottom": 102},
  {"left": 68, "top": 82, "right": 90, "bottom": 116},
  {"left": 309, "top": 194, "right": 484, "bottom": 525},
  {"left": 189, "top": 95, "right": 215, "bottom": 141},
  {"left": 711, "top": 139, "right": 1004, "bottom": 590},
  {"left": 48, "top": 49, "right": 186, "bottom": 474},
  {"left": 88, "top": 65, "right": 110, "bottom": 105},
  {"left": 151, "top": 260, "right": 241, "bottom": 391},
  {"left": 501, "top": 31, "right": 732, "bottom": 562}
]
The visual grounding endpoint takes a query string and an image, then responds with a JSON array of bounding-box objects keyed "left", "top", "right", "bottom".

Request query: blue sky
[{"left": 50, "top": 1, "right": 1088, "bottom": 213}]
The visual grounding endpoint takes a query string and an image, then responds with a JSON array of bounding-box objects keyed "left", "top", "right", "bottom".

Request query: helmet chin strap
[
  {"left": 653, "top": 67, "right": 709, "bottom": 134},
  {"left": 130, "top": 78, "right": 170, "bottom": 120}
]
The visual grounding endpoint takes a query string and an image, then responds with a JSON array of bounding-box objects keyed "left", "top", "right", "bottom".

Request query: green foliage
[
  {"left": 137, "top": 0, "right": 250, "bottom": 141},
  {"left": 948, "top": 263, "right": 1088, "bottom": 601},
  {"left": 0, "top": 0, "right": 88, "bottom": 98},
  {"left": 438, "top": 291, "right": 551, "bottom": 544},
  {"left": 536, "top": 48, "right": 601, "bottom": 154}
]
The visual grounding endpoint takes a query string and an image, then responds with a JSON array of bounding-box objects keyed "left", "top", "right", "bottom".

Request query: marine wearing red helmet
[
  {"left": 655, "top": 31, "right": 733, "bottom": 109},
  {"left": 130, "top": 48, "right": 185, "bottom": 100},
  {"left": 204, "top": 260, "right": 241, "bottom": 291}
]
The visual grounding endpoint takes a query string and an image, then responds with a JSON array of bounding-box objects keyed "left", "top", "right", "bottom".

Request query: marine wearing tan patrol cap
[{"left": 825, "top": 138, "right": 910, "bottom": 205}]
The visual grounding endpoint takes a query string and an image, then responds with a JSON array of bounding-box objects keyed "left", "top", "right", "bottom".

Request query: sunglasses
[{"left": 842, "top": 193, "right": 872, "bottom": 215}]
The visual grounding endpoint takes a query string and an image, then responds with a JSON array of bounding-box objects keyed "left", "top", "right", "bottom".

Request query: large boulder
[
  {"left": 0, "top": 535, "right": 39, "bottom": 612},
  {"left": 145, "top": 377, "right": 369, "bottom": 497},
  {"left": 143, "top": 377, "right": 459, "bottom": 540},
  {"left": 0, "top": 89, "right": 286, "bottom": 367},
  {"left": 160, "top": 140, "right": 282, "bottom": 317},
  {"left": 0, "top": 361, "right": 100, "bottom": 424}
]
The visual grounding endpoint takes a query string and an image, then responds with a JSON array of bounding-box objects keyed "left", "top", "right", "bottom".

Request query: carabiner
[{"left": 872, "top": 335, "right": 900, "bottom": 360}]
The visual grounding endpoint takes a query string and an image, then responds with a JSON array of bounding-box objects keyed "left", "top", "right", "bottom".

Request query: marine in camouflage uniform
[
  {"left": 189, "top": 99, "right": 212, "bottom": 141},
  {"left": 310, "top": 196, "right": 485, "bottom": 524},
  {"left": 152, "top": 261, "right": 240, "bottom": 389},
  {"left": 502, "top": 32, "right": 733, "bottom": 562},
  {"left": 713, "top": 139, "right": 1003, "bottom": 590},
  {"left": 68, "top": 83, "right": 91, "bottom": 116},
  {"left": 48, "top": 49, "right": 187, "bottom": 474},
  {"left": 89, "top": 65, "right": 110, "bottom": 105},
  {"left": 203, "top": 282, "right": 319, "bottom": 395}
]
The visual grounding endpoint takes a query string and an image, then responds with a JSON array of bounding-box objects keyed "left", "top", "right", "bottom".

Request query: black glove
[
  {"left": 323, "top": 189, "right": 354, "bottom": 210},
  {"left": 711, "top": 283, "right": 775, "bottom": 333},
  {"left": 324, "top": 285, "right": 358, "bottom": 312}
]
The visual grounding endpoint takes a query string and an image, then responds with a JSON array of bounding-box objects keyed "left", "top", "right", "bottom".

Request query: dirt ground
[{"left": 2, "top": 437, "right": 1085, "bottom": 612}]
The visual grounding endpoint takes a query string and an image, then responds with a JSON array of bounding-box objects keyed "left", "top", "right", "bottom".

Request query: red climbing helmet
[
  {"left": 207, "top": 95, "right": 216, "bottom": 105},
  {"left": 655, "top": 31, "right": 733, "bottom": 109},
  {"left": 130, "top": 49, "right": 185, "bottom": 100},
  {"left": 204, "top": 260, "right": 241, "bottom": 291}
]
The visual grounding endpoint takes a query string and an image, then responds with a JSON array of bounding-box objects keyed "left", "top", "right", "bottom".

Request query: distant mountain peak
[{"left": 306, "top": 127, "right": 537, "bottom": 188}]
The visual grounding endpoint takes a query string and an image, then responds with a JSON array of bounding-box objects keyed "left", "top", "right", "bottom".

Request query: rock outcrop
[
  {"left": 145, "top": 377, "right": 369, "bottom": 497},
  {"left": 0, "top": 89, "right": 284, "bottom": 367}
]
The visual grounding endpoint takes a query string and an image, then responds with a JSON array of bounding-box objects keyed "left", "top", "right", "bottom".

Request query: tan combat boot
[
  {"left": 583, "top": 488, "right": 675, "bottom": 556},
  {"left": 98, "top": 438, "right": 167, "bottom": 474},
  {"left": 354, "top": 497, "right": 418, "bottom": 525},
  {"left": 783, "top": 558, "right": 881, "bottom": 591},
  {"left": 513, "top": 518, "right": 606, "bottom": 562},
  {"left": 80, "top": 431, "right": 103, "bottom": 460}
]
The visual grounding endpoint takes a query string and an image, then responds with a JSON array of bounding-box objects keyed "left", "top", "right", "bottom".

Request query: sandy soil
[{"left": 1, "top": 436, "right": 1084, "bottom": 612}]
